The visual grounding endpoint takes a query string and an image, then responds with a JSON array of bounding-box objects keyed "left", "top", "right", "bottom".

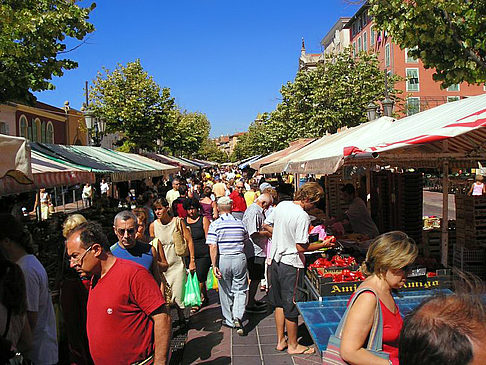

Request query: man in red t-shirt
[
  {"left": 66, "top": 221, "right": 171, "bottom": 365},
  {"left": 229, "top": 180, "right": 247, "bottom": 220}
]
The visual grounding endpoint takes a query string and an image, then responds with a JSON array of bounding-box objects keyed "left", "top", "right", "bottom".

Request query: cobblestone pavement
[{"left": 181, "top": 290, "right": 321, "bottom": 365}]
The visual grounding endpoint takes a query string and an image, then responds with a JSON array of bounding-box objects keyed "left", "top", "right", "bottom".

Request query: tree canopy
[
  {"left": 89, "top": 59, "right": 176, "bottom": 152},
  {"left": 164, "top": 111, "right": 211, "bottom": 157},
  {"left": 0, "top": 0, "right": 95, "bottom": 103},
  {"left": 369, "top": 0, "right": 486, "bottom": 87},
  {"left": 233, "top": 49, "right": 400, "bottom": 159},
  {"left": 197, "top": 138, "right": 229, "bottom": 163}
]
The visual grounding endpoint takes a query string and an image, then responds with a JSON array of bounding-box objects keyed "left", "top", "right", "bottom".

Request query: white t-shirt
[
  {"left": 100, "top": 182, "right": 109, "bottom": 194},
  {"left": 17, "top": 255, "right": 58, "bottom": 365},
  {"left": 266, "top": 201, "right": 310, "bottom": 269}
]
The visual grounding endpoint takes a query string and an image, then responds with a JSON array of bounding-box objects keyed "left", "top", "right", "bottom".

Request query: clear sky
[{"left": 34, "top": 0, "right": 360, "bottom": 137}]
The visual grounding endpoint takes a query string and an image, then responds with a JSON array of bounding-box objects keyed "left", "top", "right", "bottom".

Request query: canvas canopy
[
  {"left": 262, "top": 94, "right": 486, "bottom": 175},
  {"left": 0, "top": 150, "right": 95, "bottom": 196},
  {"left": 30, "top": 143, "right": 176, "bottom": 182},
  {"left": 116, "top": 152, "right": 179, "bottom": 175},
  {"left": 0, "top": 134, "right": 32, "bottom": 185},
  {"left": 145, "top": 153, "right": 199, "bottom": 170},
  {"left": 250, "top": 138, "right": 316, "bottom": 172}
]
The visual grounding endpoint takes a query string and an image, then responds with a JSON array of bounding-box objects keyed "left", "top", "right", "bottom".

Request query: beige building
[
  {"left": 214, "top": 132, "right": 245, "bottom": 155},
  {"left": 321, "top": 17, "right": 351, "bottom": 57},
  {"left": 298, "top": 38, "right": 325, "bottom": 71}
]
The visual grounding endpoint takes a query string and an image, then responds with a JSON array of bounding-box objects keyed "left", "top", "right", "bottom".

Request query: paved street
[
  {"left": 181, "top": 290, "right": 320, "bottom": 365},
  {"left": 423, "top": 191, "right": 456, "bottom": 219}
]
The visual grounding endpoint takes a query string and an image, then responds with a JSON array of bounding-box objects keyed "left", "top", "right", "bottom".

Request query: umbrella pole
[
  {"left": 366, "top": 168, "right": 372, "bottom": 214},
  {"left": 441, "top": 159, "right": 449, "bottom": 267}
]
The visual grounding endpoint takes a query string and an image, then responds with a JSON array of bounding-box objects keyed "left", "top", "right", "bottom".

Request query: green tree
[
  {"left": 368, "top": 0, "right": 486, "bottom": 87},
  {"left": 235, "top": 49, "right": 400, "bottom": 157},
  {"left": 89, "top": 59, "right": 176, "bottom": 152},
  {"left": 197, "top": 138, "right": 228, "bottom": 163},
  {"left": 164, "top": 111, "right": 211, "bottom": 157},
  {"left": 0, "top": 0, "right": 96, "bottom": 103}
]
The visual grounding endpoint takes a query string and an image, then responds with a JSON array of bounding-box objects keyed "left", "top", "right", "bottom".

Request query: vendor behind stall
[{"left": 334, "top": 183, "right": 379, "bottom": 239}]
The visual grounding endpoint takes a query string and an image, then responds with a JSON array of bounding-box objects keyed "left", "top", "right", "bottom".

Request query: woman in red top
[{"left": 340, "top": 231, "right": 418, "bottom": 365}]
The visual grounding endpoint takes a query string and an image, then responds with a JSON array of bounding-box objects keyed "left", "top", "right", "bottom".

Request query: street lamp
[
  {"left": 81, "top": 103, "right": 105, "bottom": 146},
  {"left": 366, "top": 70, "right": 395, "bottom": 121},
  {"left": 366, "top": 102, "right": 378, "bottom": 122}
]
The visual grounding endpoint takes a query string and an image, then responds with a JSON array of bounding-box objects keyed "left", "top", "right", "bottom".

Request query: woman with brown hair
[
  {"left": 200, "top": 185, "right": 218, "bottom": 221},
  {"left": 149, "top": 198, "right": 196, "bottom": 327},
  {"left": 340, "top": 231, "right": 418, "bottom": 365}
]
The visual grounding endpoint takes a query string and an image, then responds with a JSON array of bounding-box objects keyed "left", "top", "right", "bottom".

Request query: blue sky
[{"left": 34, "top": 0, "right": 360, "bottom": 137}]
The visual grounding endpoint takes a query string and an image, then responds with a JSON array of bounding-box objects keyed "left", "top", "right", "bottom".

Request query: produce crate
[
  {"left": 452, "top": 244, "right": 486, "bottom": 279},
  {"left": 420, "top": 227, "right": 456, "bottom": 265},
  {"left": 310, "top": 270, "right": 451, "bottom": 297},
  {"left": 306, "top": 265, "right": 359, "bottom": 290},
  {"left": 455, "top": 194, "right": 486, "bottom": 248}
]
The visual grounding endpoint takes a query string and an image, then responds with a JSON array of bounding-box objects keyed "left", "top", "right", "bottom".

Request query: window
[
  {"left": 363, "top": 32, "right": 368, "bottom": 52},
  {"left": 407, "top": 97, "right": 420, "bottom": 116},
  {"left": 447, "top": 84, "right": 460, "bottom": 92},
  {"left": 32, "top": 118, "right": 42, "bottom": 142},
  {"left": 447, "top": 96, "right": 460, "bottom": 102},
  {"left": 41, "top": 121, "right": 46, "bottom": 143},
  {"left": 370, "top": 26, "right": 375, "bottom": 46},
  {"left": 19, "top": 115, "right": 28, "bottom": 138},
  {"left": 385, "top": 44, "right": 391, "bottom": 67},
  {"left": 353, "top": 42, "right": 356, "bottom": 57},
  {"left": 406, "top": 68, "right": 420, "bottom": 92},
  {"left": 46, "top": 122, "right": 54, "bottom": 143},
  {"left": 0, "top": 122, "right": 8, "bottom": 135},
  {"left": 405, "top": 47, "right": 418, "bottom": 63},
  {"left": 358, "top": 36, "right": 362, "bottom": 52}
]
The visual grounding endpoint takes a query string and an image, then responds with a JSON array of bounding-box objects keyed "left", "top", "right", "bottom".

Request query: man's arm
[
  {"left": 209, "top": 244, "right": 221, "bottom": 279},
  {"left": 296, "top": 236, "right": 335, "bottom": 252},
  {"left": 151, "top": 305, "right": 171, "bottom": 365}
]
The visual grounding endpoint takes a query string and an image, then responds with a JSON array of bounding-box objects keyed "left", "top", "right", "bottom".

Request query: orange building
[{"left": 345, "top": 3, "right": 485, "bottom": 116}]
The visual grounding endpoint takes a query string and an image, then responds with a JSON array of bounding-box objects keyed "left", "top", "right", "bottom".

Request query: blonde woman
[
  {"left": 149, "top": 197, "right": 196, "bottom": 328},
  {"left": 340, "top": 231, "right": 418, "bottom": 365}
]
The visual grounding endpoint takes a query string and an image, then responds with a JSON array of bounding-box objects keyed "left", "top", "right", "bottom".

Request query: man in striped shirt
[{"left": 207, "top": 196, "right": 249, "bottom": 335}]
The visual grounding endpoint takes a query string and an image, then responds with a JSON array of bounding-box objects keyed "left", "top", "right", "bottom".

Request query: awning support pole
[
  {"left": 54, "top": 187, "right": 58, "bottom": 210},
  {"left": 441, "top": 159, "right": 449, "bottom": 267},
  {"left": 62, "top": 187, "right": 66, "bottom": 212},
  {"left": 366, "top": 168, "right": 372, "bottom": 214},
  {"left": 74, "top": 189, "right": 78, "bottom": 210}
]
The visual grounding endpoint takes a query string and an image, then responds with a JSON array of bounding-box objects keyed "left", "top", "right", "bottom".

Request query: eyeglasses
[
  {"left": 116, "top": 228, "right": 136, "bottom": 236},
  {"left": 400, "top": 264, "right": 413, "bottom": 273},
  {"left": 66, "top": 245, "right": 93, "bottom": 264},
  {"left": 154, "top": 206, "right": 168, "bottom": 211}
]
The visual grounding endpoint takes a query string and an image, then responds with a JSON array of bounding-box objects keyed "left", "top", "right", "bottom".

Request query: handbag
[
  {"left": 322, "top": 287, "right": 390, "bottom": 364},
  {"left": 172, "top": 218, "right": 189, "bottom": 257}
]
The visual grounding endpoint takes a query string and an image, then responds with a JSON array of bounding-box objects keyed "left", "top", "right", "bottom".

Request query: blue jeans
[{"left": 218, "top": 253, "right": 248, "bottom": 326}]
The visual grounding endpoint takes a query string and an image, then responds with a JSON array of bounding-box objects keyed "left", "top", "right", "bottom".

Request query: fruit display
[
  {"left": 308, "top": 254, "right": 357, "bottom": 269},
  {"left": 317, "top": 269, "right": 366, "bottom": 282}
]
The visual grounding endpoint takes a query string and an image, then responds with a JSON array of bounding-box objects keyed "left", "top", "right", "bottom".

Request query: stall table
[{"left": 297, "top": 289, "right": 453, "bottom": 357}]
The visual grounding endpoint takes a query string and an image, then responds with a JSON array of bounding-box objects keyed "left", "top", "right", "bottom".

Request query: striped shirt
[{"left": 206, "top": 213, "right": 248, "bottom": 255}]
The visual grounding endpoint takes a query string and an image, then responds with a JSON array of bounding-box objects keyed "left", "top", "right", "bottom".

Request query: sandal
[{"left": 288, "top": 346, "right": 315, "bottom": 355}]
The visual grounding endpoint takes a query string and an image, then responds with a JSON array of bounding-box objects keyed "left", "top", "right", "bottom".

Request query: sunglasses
[
  {"left": 66, "top": 245, "right": 93, "bottom": 264},
  {"left": 116, "top": 228, "right": 136, "bottom": 236}
]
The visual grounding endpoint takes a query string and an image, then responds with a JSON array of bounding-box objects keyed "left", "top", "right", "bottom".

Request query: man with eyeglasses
[
  {"left": 264, "top": 182, "right": 334, "bottom": 355},
  {"left": 110, "top": 211, "right": 162, "bottom": 284},
  {"left": 229, "top": 180, "right": 247, "bottom": 220},
  {"left": 165, "top": 178, "right": 180, "bottom": 208},
  {"left": 65, "top": 221, "right": 171, "bottom": 364}
]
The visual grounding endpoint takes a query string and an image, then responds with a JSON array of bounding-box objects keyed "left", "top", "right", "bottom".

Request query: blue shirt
[
  {"left": 110, "top": 240, "right": 153, "bottom": 271},
  {"left": 206, "top": 213, "right": 248, "bottom": 255}
]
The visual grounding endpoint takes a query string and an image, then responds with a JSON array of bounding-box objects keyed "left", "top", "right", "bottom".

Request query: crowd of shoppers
[{"left": 1, "top": 165, "right": 484, "bottom": 364}]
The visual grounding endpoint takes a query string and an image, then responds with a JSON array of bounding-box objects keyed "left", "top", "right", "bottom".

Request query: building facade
[
  {"left": 345, "top": 3, "right": 485, "bottom": 116},
  {"left": 0, "top": 101, "right": 87, "bottom": 145},
  {"left": 214, "top": 132, "right": 245, "bottom": 155},
  {"left": 321, "top": 17, "right": 351, "bottom": 57},
  {"left": 299, "top": 38, "right": 325, "bottom": 71}
]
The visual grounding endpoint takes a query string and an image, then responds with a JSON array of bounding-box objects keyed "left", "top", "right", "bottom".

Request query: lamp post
[
  {"left": 81, "top": 103, "right": 105, "bottom": 146},
  {"left": 366, "top": 70, "right": 395, "bottom": 121},
  {"left": 156, "top": 138, "right": 163, "bottom": 153}
]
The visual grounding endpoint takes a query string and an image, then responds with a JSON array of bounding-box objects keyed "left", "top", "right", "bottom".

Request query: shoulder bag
[
  {"left": 322, "top": 287, "right": 390, "bottom": 364},
  {"left": 172, "top": 217, "right": 189, "bottom": 257}
]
